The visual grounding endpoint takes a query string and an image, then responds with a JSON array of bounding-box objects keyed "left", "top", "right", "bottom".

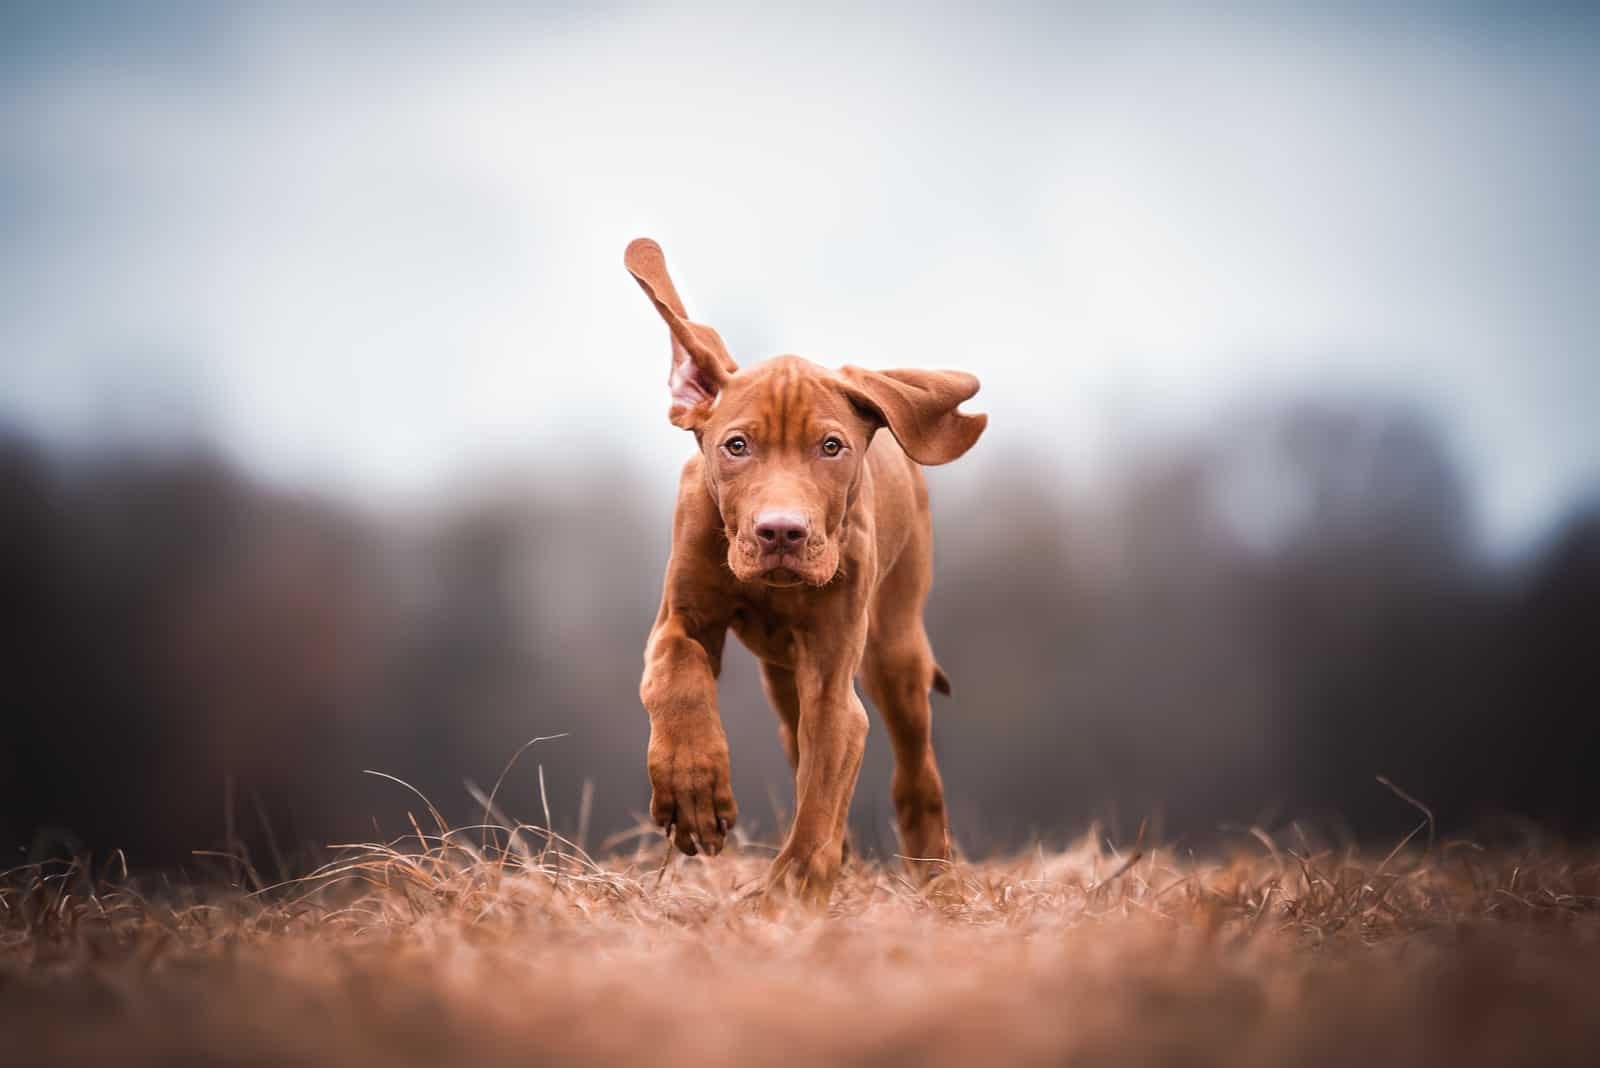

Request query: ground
[{"left": 4, "top": 817, "right": 1598, "bottom": 1067}]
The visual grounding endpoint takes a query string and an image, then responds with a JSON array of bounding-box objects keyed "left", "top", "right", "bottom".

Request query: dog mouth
[
  {"left": 758, "top": 550, "right": 810, "bottom": 587},
  {"left": 756, "top": 549, "right": 840, "bottom": 589},
  {"left": 731, "top": 543, "right": 836, "bottom": 588}
]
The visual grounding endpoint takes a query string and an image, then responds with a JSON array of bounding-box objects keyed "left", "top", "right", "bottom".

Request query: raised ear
[
  {"left": 624, "top": 238, "right": 738, "bottom": 428},
  {"left": 837, "top": 366, "right": 988, "bottom": 465}
]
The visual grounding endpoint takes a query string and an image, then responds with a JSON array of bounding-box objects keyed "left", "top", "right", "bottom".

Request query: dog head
[{"left": 625, "top": 238, "right": 986, "bottom": 588}]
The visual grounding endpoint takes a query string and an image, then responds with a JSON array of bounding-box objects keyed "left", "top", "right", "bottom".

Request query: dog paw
[
  {"left": 647, "top": 724, "right": 737, "bottom": 856},
  {"left": 763, "top": 843, "right": 844, "bottom": 909}
]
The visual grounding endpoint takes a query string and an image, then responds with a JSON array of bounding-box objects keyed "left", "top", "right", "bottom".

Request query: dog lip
[
  {"left": 741, "top": 545, "right": 834, "bottom": 588},
  {"left": 761, "top": 567, "right": 804, "bottom": 588}
]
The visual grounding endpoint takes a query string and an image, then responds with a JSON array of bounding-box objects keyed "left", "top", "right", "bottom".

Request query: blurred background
[{"left": 3, "top": 3, "right": 1596, "bottom": 871}]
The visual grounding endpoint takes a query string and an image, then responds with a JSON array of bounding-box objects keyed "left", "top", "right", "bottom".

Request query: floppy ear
[
  {"left": 837, "top": 366, "right": 988, "bottom": 465},
  {"left": 624, "top": 238, "right": 738, "bottom": 428}
]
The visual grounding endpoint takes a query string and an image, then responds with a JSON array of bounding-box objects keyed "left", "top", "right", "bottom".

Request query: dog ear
[
  {"left": 624, "top": 238, "right": 738, "bottom": 429},
  {"left": 837, "top": 366, "right": 988, "bottom": 465}
]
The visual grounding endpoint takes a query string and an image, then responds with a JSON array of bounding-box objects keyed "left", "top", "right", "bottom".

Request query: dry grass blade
[
  {"left": 1377, "top": 775, "right": 1437, "bottom": 857},
  {"left": 464, "top": 780, "right": 533, "bottom": 863},
  {"left": 479, "top": 734, "right": 569, "bottom": 852},
  {"left": 362, "top": 769, "right": 451, "bottom": 840}
]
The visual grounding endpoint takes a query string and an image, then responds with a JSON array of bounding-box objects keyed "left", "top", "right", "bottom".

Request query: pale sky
[{"left": 2, "top": 5, "right": 1596, "bottom": 550}]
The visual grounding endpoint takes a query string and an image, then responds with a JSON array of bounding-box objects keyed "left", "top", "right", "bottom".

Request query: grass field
[{"left": 5, "top": 808, "right": 1599, "bottom": 1067}]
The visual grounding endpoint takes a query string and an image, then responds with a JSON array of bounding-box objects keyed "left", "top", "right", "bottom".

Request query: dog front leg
[
  {"left": 641, "top": 616, "right": 737, "bottom": 856},
  {"left": 765, "top": 628, "right": 868, "bottom": 907}
]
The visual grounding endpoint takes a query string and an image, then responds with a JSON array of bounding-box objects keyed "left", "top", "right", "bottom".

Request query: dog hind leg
[{"left": 861, "top": 622, "right": 952, "bottom": 882}]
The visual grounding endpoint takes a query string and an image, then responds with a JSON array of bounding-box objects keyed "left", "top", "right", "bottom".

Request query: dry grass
[{"left": 4, "top": 803, "right": 1599, "bottom": 1067}]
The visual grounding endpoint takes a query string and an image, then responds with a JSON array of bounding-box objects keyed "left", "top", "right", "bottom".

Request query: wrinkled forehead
[{"left": 710, "top": 356, "right": 857, "bottom": 442}]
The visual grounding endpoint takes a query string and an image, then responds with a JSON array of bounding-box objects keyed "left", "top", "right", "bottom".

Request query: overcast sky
[{"left": 2, "top": 4, "right": 1596, "bottom": 550}]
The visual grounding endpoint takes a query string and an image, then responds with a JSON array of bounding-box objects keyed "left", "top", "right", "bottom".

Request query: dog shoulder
[
  {"left": 672, "top": 453, "right": 713, "bottom": 520},
  {"left": 667, "top": 453, "right": 728, "bottom": 571}
]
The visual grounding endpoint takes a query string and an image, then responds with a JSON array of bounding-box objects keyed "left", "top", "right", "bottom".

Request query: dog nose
[{"left": 755, "top": 512, "right": 809, "bottom": 549}]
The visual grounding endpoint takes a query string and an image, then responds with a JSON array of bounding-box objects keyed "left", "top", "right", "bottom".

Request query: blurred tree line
[{"left": 2, "top": 392, "right": 1596, "bottom": 870}]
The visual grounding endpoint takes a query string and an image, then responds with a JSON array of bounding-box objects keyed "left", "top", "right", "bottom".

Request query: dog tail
[{"left": 932, "top": 665, "right": 952, "bottom": 697}]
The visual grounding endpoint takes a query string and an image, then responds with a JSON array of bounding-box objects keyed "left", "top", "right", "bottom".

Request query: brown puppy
[{"left": 625, "top": 238, "right": 986, "bottom": 904}]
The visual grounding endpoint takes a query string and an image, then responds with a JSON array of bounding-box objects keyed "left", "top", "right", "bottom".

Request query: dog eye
[
  {"left": 821, "top": 436, "right": 844, "bottom": 457},
  {"left": 724, "top": 436, "right": 748, "bottom": 457}
]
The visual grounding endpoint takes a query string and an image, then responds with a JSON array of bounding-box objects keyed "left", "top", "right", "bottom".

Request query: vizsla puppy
[{"left": 625, "top": 238, "right": 986, "bottom": 904}]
